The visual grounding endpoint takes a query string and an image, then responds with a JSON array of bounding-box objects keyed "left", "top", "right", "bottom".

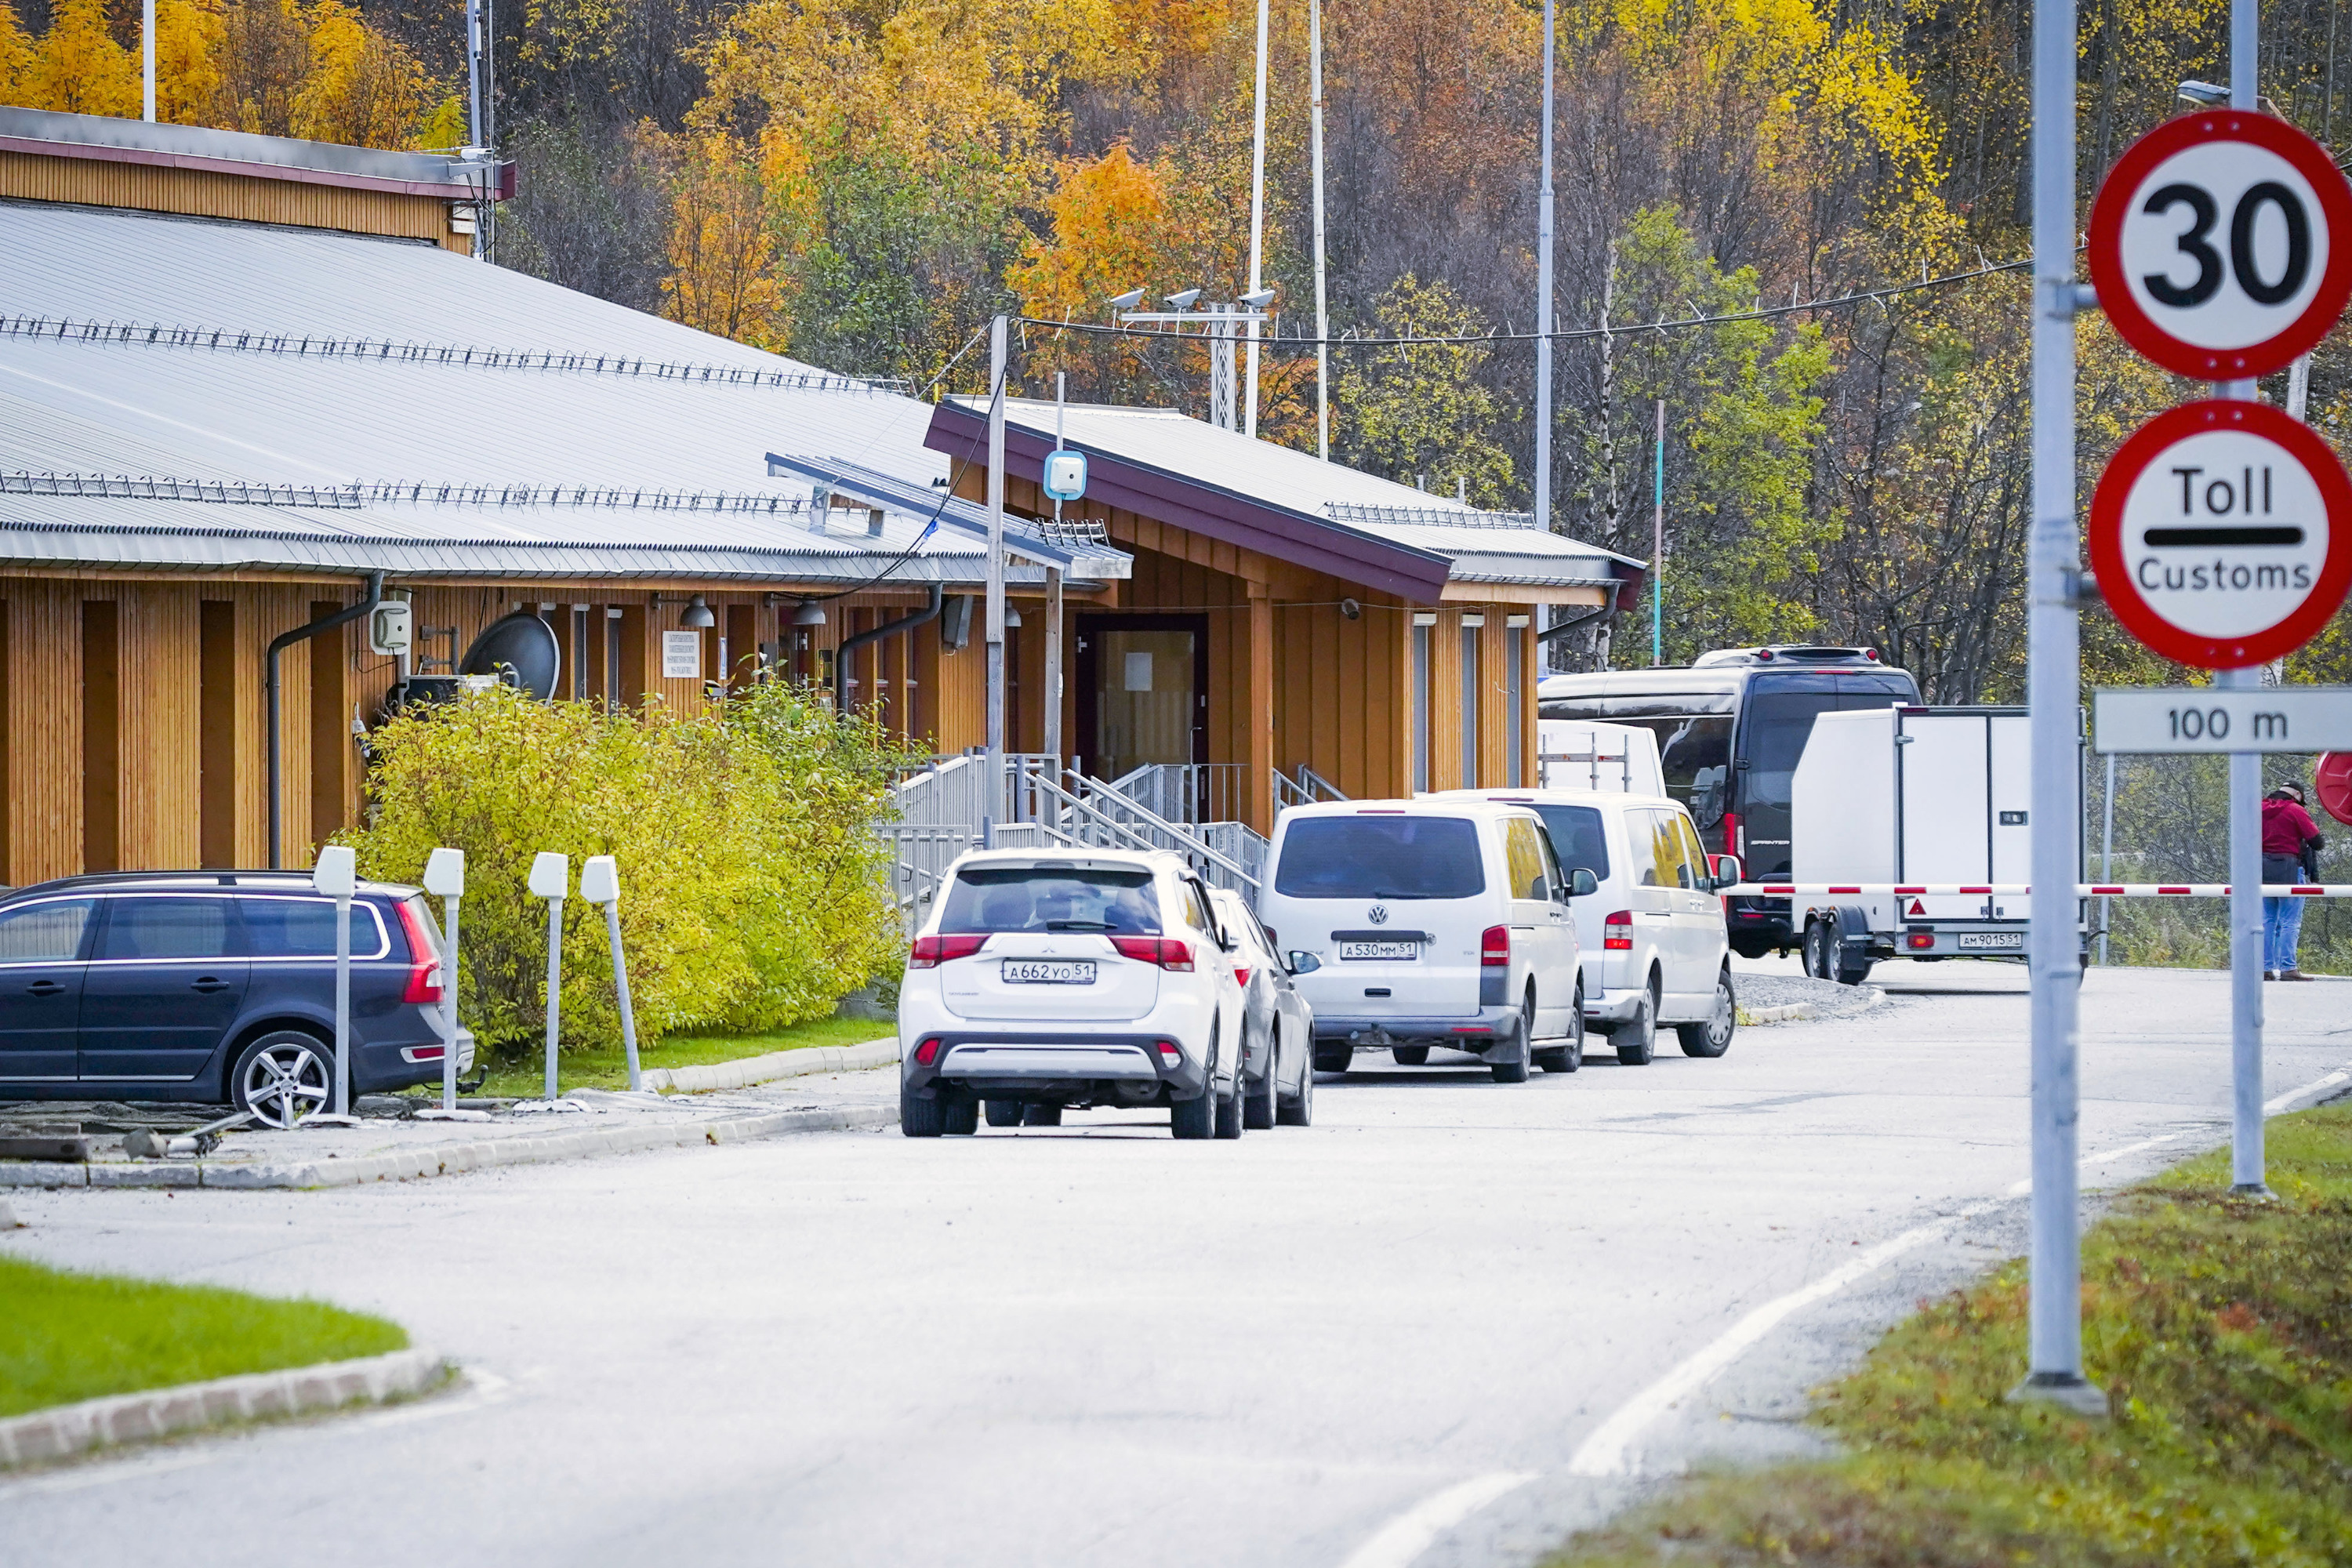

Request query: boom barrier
[{"left": 1723, "top": 883, "right": 2352, "bottom": 898}]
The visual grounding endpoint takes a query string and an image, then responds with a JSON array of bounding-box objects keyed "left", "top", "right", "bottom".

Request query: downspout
[
  {"left": 1535, "top": 578, "right": 1622, "bottom": 643},
  {"left": 834, "top": 583, "right": 943, "bottom": 715},
  {"left": 267, "top": 572, "right": 384, "bottom": 869}
]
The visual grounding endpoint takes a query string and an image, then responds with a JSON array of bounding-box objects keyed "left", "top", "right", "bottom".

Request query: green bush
[{"left": 344, "top": 683, "right": 911, "bottom": 1057}]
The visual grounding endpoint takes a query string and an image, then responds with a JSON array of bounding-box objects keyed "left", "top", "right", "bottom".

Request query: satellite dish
[{"left": 460, "top": 612, "right": 561, "bottom": 700}]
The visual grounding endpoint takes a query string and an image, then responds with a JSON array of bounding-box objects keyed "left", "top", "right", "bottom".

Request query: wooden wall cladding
[{"left": 0, "top": 151, "right": 466, "bottom": 252}]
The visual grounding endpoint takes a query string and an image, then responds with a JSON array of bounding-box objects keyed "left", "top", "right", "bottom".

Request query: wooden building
[{"left": 0, "top": 107, "right": 1639, "bottom": 887}]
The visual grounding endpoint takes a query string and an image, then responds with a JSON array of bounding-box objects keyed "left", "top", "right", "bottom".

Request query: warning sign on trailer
[
  {"left": 2089, "top": 399, "right": 2352, "bottom": 669},
  {"left": 2089, "top": 111, "right": 2352, "bottom": 380}
]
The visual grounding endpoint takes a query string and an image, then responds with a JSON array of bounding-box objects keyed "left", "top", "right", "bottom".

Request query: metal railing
[
  {"left": 1107, "top": 762, "right": 1249, "bottom": 826},
  {"left": 1271, "top": 762, "right": 1349, "bottom": 815}
]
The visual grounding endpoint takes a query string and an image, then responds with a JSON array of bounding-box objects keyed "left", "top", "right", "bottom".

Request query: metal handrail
[{"left": 1044, "top": 768, "right": 1260, "bottom": 891}]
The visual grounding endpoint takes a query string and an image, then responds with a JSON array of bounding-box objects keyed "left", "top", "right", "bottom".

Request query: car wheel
[
  {"left": 1391, "top": 1044, "right": 1430, "bottom": 1067},
  {"left": 1313, "top": 1040, "right": 1352, "bottom": 1074},
  {"left": 984, "top": 1098, "right": 1024, "bottom": 1128},
  {"left": 1537, "top": 982, "right": 1586, "bottom": 1073},
  {"left": 1678, "top": 967, "right": 1737, "bottom": 1057},
  {"left": 1802, "top": 918, "right": 1831, "bottom": 980},
  {"left": 1616, "top": 977, "right": 1658, "bottom": 1066},
  {"left": 940, "top": 1091, "right": 980, "bottom": 1135},
  {"left": 1491, "top": 989, "right": 1534, "bottom": 1083},
  {"left": 1022, "top": 1103, "right": 1063, "bottom": 1127},
  {"left": 232, "top": 1030, "right": 332, "bottom": 1128},
  {"left": 1171, "top": 1087, "right": 1215, "bottom": 1139},
  {"left": 901, "top": 1083, "right": 947, "bottom": 1138},
  {"left": 1278, "top": 1041, "right": 1315, "bottom": 1127},
  {"left": 1834, "top": 943, "right": 1875, "bottom": 985},
  {"left": 1244, "top": 1033, "right": 1279, "bottom": 1131}
]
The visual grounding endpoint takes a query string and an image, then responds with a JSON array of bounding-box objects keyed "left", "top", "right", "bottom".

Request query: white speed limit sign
[{"left": 2089, "top": 111, "right": 2352, "bottom": 380}]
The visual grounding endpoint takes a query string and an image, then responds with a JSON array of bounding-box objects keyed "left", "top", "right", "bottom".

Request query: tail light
[
  {"left": 1232, "top": 967, "right": 1253, "bottom": 988},
  {"left": 1722, "top": 811, "right": 1743, "bottom": 858},
  {"left": 913, "top": 1036, "right": 941, "bottom": 1065},
  {"left": 1112, "top": 935, "right": 1195, "bottom": 971},
  {"left": 1907, "top": 929, "right": 1935, "bottom": 949},
  {"left": 395, "top": 898, "right": 442, "bottom": 1004},
  {"left": 909, "top": 933, "right": 987, "bottom": 968},
  {"left": 1604, "top": 912, "right": 1633, "bottom": 950},
  {"left": 1156, "top": 1041, "right": 1183, "bottom": 1065},
  {"left": 1481, "top": 926, "right": 1509, "bottom": 967}
]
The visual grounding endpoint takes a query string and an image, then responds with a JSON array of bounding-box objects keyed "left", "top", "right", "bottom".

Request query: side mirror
[
  {"left": 1286, "top": 951, "right": 1322, "bottom": 975},
  {"left": 1707, "top": 854, "right": 1744, "bottom": 891},
  {"left": 1568, "top": 867, "right": 1599, "bottom": 898}
]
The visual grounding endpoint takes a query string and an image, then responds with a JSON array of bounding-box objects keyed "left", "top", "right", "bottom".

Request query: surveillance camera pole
[
  {"left": 985, "top": 314, "right": 1008, "bottom": 842},
  {"left": 420, "top": 847, "right": 467, "bottom": 1118},
  {"left": 310, "top": 845, "right": 361, "bottom": 1127}
]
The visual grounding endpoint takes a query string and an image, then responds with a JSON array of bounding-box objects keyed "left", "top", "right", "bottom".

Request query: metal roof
[
  {"left": 0, "top": 201, "right": 1104, "bottom": 587},
  {"left": 937, "top": 398, "right": 1642, "bottom": 594},
  {"left": 762, "top": 453, "right": 1131, "bottom": 579}
]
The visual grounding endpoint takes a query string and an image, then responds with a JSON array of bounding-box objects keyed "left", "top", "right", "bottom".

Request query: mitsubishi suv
[{"left": 897, "top": 848, "right": 1250, "bottom": 1139}]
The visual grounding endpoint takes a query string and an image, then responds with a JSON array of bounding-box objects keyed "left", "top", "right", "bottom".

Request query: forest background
[{"left": 7, "top": 0, "right": 2352, "bottom": 956}]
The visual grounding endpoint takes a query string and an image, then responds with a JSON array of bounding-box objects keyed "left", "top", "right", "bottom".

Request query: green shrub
[{"left": 344, "top": 684, "right": 910, "bottom": 1057}]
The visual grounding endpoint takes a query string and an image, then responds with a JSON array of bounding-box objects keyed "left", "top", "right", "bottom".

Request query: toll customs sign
[
  {"left": 2089, "top": 399, "right": 2352, "bottom": 669},
  {"left": 2089, "top": 111, "right": 2352, "bottom": 380}
]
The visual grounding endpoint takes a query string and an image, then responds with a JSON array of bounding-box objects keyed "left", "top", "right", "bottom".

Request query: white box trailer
[
  {"left": 1537, "top": 719, "right": 1666, "bottom": 797},
  {"left": 1790, "top": 706, "right": 2082, "bottom": 982}
]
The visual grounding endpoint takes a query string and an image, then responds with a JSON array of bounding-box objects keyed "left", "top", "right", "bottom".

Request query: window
[
  {"left": 1617, "top": 715, "right": 1736, "bottom": 826},
  {"left": 1411, "top": 623, "right": 1432, "bottom": 793},
  {"left": 1460, "top": 623, "right": 1480, "bottom": 787},
  {"left": 1739, "top": 683, "right": 1844, "bottom": 819},
  {"left": 1671, "top": 813, "right": 1711, "bottom": 883},
  {"left": 938, "top": 866, "right": 1161, "bottom": 935},
  {"left": 95, "top": 896, "right": 235, "bottom": 961},
  {"left": 1274, "top": 815, "right": 1486, "bottom": 899},
  {"left": 239, "top": 898, "right": 388, "bottom": 959},
  {"left": 0, "top": 898, "right": 94, "bottom": 963},
  {"left": 1532, "top": 804, "right": 1610, "bottom": 881},
  {"left": 1635, "top": 811, "right": 1698, "bottom": 890},
  {"left": 1503, "top": 818, "right": 1551, "bottom": 901}
]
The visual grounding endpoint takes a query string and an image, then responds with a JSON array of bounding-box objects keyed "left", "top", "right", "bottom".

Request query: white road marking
[
  {"left": 2266, "top": 1066, "right": 2350, "bottom": 1115},
  {"left": 1334, "top": 1471, "right": 1537, "bottom": 1568}
]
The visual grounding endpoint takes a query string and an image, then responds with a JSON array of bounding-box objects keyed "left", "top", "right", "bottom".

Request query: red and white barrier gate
[{"left": 1724, "top": 883, "right": 2352, "bottom": 898}]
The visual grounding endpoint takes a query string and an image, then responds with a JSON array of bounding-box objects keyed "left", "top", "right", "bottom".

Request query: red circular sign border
[
  {"left": 2088, "top": 399, "right": 2352, "bottom": 669},
  {"left": 2088, "top": 111, "right": 2352, "bottom": 381}
]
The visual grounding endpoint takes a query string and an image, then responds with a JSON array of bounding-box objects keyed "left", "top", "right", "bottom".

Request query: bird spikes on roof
[{"left": 0, "top": 472, "right": 832, "bottom": 513}]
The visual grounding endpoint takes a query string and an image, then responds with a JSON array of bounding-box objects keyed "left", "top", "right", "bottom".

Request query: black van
[{"left": 1537, "top": 645, "right": 1920, "bottom": 956}]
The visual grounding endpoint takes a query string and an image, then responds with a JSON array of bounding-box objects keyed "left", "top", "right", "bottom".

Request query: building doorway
[{"left": 1076, "top": 614, "right": 1207, "bottom": 780}]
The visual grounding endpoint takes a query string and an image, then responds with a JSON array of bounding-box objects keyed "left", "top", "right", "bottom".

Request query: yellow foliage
[
  {"left": 1007, "top": 143, "right": 1172, "bottom": 318},
  {"left": 290, "top": 0, "right": 435, "bottom": 147},
  {"left": 154, "top": 0, "right": 226, "bottom": 125},
  {"left": 20, "top": 0, "right": 141, "bottom": 118},
  {"left": 662, "top": 131, "right": 786, "bottom": 347},
  {"left": 0, "top": 3, "right": 32, "bottom": 98}
]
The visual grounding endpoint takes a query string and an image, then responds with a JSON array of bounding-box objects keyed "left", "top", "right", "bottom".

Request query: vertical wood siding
[{"left": 0, "top": 152, "right": 468, "bottom": 251}]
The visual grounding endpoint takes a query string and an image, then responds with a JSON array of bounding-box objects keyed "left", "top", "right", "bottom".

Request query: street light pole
[
  {"left": 1535, "top": 0, "right": 1555, "bottom": 538},
  {"left": 985, "top": 314, "right": 1009, "bottom": 833},
  {"left": 1245, "top": 0, "right": 1269, "bottom": 438},
  {"left": 1310, "top": 0, "right": 1330, "bottom": 461}
]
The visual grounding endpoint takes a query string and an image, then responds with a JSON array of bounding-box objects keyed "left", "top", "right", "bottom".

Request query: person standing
[{"left": 2262, "top": 780, "right": 2325, "bottom": 981}]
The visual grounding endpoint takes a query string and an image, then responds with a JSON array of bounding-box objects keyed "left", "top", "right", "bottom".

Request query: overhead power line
[{"left": 1018, "top": 255, "right": 2034, "bottom": 350}]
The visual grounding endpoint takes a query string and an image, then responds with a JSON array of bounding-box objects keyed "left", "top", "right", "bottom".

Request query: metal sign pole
[
  {"left": 528, "top": 852, "right": 569, "bottom": 1105},
  {"left": 581, "top": 856, "right": 641, "bottom": 1093},
  {"left": 2018, "top": 0, "right": 2103, "bottom": 1414}
]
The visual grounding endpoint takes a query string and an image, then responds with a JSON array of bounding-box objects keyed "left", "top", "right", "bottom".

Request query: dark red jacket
[{"left": 2263, "top": 797, "right": 2321, "bottom": 858}]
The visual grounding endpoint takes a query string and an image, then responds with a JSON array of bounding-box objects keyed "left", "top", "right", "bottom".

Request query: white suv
[
  {"left": 1258, "top": 800, "right": 1592, "bottom": 1082},
  {"left": 898, "top": 848, "right": 1250, "bottom": 1139},
  {"left": 1443, "top": 790, "right": 1739, "bottom": 1064}
]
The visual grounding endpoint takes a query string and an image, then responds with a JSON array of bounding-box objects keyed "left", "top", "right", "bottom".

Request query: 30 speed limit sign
[
  {"left": 2089, "top": 399, "right": 2352, "bottom": 667},
  {"left": 2089, "top": 111, "right": 2352, "bottom": 379}
]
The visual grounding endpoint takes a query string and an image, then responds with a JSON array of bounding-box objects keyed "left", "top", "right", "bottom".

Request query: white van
[
  {"left": 1440, "top": 790, "right": 1739, "bottom": 1064},
  {"left": 1536, "top": 718, "right": 1666, "bottom": 797},
  {"left": 1259, "top": 800, "right": 1594, "bottom": 1082}
]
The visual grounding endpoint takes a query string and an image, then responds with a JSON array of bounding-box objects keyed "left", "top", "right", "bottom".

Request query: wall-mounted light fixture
[
  {"left": 678, "top": 593, "right": 717, "bottom": 629},
  {"left": 793, "top": 600, "right": 828, "bottom": 627}
]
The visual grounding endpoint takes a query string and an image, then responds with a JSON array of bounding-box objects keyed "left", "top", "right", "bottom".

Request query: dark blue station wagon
[{"left": 0, "top": 871, "right": 473, "bottom": 1125}]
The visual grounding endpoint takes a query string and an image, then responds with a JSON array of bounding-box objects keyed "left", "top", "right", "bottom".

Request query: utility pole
[
  {"left": 1245, "top": 0, "right": 1270, "bottom": 438},
  {"left": 1651, "top": 399, "right": 1665, "bottom": 666},
  {"left": 2016, "top": 0, "right": 2103, "bottom": 1415},
  {"left": 985, "top": 314, "right": 1009, "bottom": 833},
  {"left": 1535, "top": 0, "right": 1555, "bottom": 535},
  {"left": 1046, "top": 373, "right": 1067, "bottom": 768},
  {"left": 142, "top": 0, "right": 154, "bottom": 122},
  {"left": 1310, "top": 0, "right": 1330, "bottom": 461}
]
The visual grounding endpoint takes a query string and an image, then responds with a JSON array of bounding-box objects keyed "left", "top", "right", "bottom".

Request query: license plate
[
  {"left": 1338, "top": 941, "right": 1419, "bottom": 960},
  {"left": 1956, "top": 931, "right": 2024, "bottom": 950},
  {"left": 1002, "top": 960, "right": 1096, "bottom": 984}
]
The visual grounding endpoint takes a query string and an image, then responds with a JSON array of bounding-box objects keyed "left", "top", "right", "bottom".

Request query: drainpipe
[
  {"left": 267, "top": 572, "right": 384, "bottom": 869},
  {"left": 834, "top": 583, "right": 942, "bottom": 715}
]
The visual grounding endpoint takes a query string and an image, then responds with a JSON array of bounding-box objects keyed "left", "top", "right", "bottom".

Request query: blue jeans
[{"left": 2264, "top": 896, "right": 2307, "bottom": 972}]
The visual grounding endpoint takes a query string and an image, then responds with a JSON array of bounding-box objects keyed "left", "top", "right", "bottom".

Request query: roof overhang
[
  {"left": 0, "top": 107, "right": 516, "bottom": 201},
  {"left": 925, "top": 401, "right": 1453, "bottom": 601},
  {"left": 766, "top": 452, "right": 1131, "bottom": 579}
]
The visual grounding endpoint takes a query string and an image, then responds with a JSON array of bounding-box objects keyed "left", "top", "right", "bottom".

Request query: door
[
  {"left": 1076, "top": 615, "right": 1207, "bottom": 782},
  {"left": 1629, "top": 808, "right": 1699, "bottom": 1011},
  {"left": 78, "top": 895, "right": 252, "bottom": 1083},
  {"left": 1664, "top": 809, "right": 1724, "bottom": 1013},
  {"left": 0, "top": 897, "right": 97, "bottom": 1083},
  {"left": 1503, "top": 815, "right": 1573, "bottom": 1036}
]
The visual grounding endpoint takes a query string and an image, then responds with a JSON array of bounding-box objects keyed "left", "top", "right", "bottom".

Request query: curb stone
[
  {"left": 641, "top": 1036, "right": 897, "bottom": 1094},
  {"left": 0, "top": 1102, "right": 900, "bottom": 1190},
  {"left": 0, "top": 1345, "right": 448, "bottom": 1469},
  {"left": 1738, "top": 986, "right": 1886, "bottom": 1026}
]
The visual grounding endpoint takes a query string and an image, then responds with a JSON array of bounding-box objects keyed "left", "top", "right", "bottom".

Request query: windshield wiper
[{"left": 1045, "top": 920, "right": 1115, "bottom": 931}]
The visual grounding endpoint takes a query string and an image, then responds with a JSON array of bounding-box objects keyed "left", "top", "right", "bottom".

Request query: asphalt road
[{"left": 4, "top": 963, "right": 2347, "bottom": 1568}]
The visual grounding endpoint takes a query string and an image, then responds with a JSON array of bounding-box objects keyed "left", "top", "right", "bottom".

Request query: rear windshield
[
  {"left": 1532, "top": 805, "right": 1610, "bottom": 880},
  {"left": 940, "top": 866, "right": 1162, "bottom": 935},
  {"left": 1274, "top": 816, "right": 1486, "bottom": 900}
]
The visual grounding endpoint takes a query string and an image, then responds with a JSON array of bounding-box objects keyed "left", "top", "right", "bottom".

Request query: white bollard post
[
  {"left": 528, "top": 851, "right": 570, "bottom": 1105},
  {"left": 580, "top": 855, "right": 641, "bottom": 1092},
  {"left": 423, "top": 848, "right": 466, "bottom": 1114},
  {"left": 311, "top": 845, "right": 360, "bottom": 1127}
]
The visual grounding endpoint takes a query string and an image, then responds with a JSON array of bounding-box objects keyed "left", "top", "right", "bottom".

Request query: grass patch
[
  {"left": 1544, "top": 1099, "right": 2352, "bottom": 1568},
  {"left": 0, "top": 1256, "right": 408, "bottom": 1417},
  {"left": 473, "top": 1013, "right": 894, "bottom": 1098}
]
